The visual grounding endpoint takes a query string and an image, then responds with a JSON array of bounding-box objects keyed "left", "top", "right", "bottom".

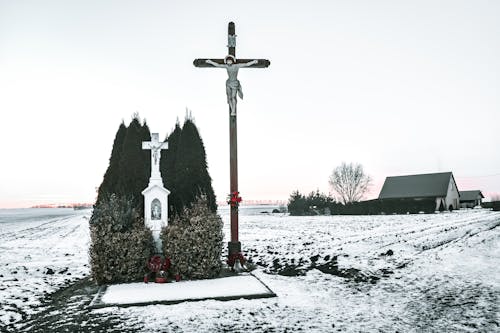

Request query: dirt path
[{"left": 8, "top": 277, "right": 139, "bottom": 333}]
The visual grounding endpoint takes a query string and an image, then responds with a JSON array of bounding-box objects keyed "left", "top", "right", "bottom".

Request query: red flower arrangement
[
  {"left": 147, "top": 255, "right": 162, "bottom": 272},
  {"left": 227, "top": 191, "right": 242, "bottom": 207},
  {"left": 146, "top": 255, "right": 172, "bottom": 283}
]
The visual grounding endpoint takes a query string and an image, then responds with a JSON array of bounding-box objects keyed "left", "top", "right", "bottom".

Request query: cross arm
[
  {"left": 193, "top": 59, "right": 225, "bottom": 68},
  {"left": 159, "top": 142, "right": 168, "bottom": 149},
  {"left": 142, "top": 141, "right": 168, "bottom": 150},
  {"left": 235, "top": 59, "right": 270, "bottom": 68},
  {"left": 193, "top": 58, "right": 270, "bottom": 68}
]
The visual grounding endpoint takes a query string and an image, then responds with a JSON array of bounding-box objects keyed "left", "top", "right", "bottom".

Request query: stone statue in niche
[{"left": 151, "top": 199, "right": 161, "bottom": 220}]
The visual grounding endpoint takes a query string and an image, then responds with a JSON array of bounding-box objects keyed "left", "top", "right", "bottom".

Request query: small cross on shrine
[
  {"left": 194, "top": 22, "right": 270, "bottom": 269},
  {"left": 142, "top": 133, "right": 169, "bottom": 184}
]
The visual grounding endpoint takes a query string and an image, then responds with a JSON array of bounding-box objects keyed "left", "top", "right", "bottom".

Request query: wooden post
[{"left": 227, "top": 21, "right": 241, "bottom": 257}]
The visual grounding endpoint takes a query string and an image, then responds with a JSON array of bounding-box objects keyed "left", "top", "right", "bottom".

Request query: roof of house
[
  {"left": 378, "top": 172, "right": 455, "bottom": 199},
  {"left": 459, "top": 190, "right": 484, "bottom": 201}
]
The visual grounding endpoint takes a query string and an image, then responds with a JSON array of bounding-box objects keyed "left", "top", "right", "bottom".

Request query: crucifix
[
  {"left": 142, "top": 133, "right": 168, "bottom": 184},
  {"left": 194, "top": 22, "right": 270, "bottom": 268}
]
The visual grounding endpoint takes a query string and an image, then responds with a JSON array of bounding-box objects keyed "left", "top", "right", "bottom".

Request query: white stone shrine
[{"left": 142, "top": 133, "right": 169, "bottom": 253}]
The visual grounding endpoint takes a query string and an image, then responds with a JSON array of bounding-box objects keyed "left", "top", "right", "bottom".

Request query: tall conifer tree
[
  {"left": 173, "top": 117, "right": 217, "bottom": 214},
  {"left": 96, "top": 122, "right": 127, "bottom": 204},
  {"left": 161, "top": 121, "right": 182, "bottom": 216},
  {"left": 116, "top": 116, "right": 151, "bottom": 210}
]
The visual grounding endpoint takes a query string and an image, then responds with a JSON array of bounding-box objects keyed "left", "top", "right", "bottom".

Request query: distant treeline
[
  {"left": 288, "top": 190, "right": 436, "bottom": 216},
  {"left": 481, "top": 201, "right": 500, "bottom": 211}
]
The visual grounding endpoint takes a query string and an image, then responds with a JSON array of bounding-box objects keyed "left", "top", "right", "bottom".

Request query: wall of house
[
  {"left": 445, "top": 178, "right": 460, "bottom": 210},
  {"left": 460, "top": 195, "right": 482, "bottom": 208},
  {"left": 460, "top": 201, "right": 476, "bottom": 209},
  {"left": 435, "top": 197, "right": 447, "bottom": 210}
]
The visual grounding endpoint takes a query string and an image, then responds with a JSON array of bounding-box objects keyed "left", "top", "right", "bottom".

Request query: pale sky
[{"left": 1, "top": 0, "right": 499, "bottom": 208}]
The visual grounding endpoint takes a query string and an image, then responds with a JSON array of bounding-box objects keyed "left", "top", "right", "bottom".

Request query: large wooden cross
[{"left": 194, "top": 22, "right": 270, "bottom": 267}]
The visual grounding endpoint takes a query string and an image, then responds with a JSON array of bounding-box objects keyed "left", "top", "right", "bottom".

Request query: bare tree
[{"left": 329, "top": 162, "right": 372, "bottom": 204}]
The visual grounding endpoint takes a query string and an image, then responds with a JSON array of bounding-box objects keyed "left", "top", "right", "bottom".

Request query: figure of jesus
[
  {"left": 152, "top": 146, "right": 160, "bottom": 165},
  {"left": 142, "top": 133, "right": 168, "bottom": 181},
  {"left": 206, "top": 56, "right": 258, "bottom": 116}
]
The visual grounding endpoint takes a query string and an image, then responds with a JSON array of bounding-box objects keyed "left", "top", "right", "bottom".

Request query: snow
[
  {"left": 0, "top": 208, "right": 90, "bottom": 327},
  {"left": 1, "top": 207, "right": 499, "bottom": 332},
  {"left": 99, "top": 274, "right": 273, "bottom": 306}
]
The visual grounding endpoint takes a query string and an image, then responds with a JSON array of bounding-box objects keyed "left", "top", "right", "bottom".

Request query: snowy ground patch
[
  {"left": 96, "top": 274, "right": 274, "bottom": 307},
  {"left": 0, "top": 208, "right": 90, "bottom": 327}
]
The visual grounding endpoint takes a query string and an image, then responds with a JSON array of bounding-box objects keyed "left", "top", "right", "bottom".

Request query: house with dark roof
[
  {"left": 378, "top": 172, "right": 460, "bottom": 211},
  {"left": 459, "top": 190, "right": 484, "bottom": 208}
]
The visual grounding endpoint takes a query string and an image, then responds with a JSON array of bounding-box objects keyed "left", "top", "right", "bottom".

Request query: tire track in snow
[
  {"left": 0, "top": 216, "right": 77, "bottom": 242},
  {"left": 244, "top": 211, "right": 500, "bottom": 282}
]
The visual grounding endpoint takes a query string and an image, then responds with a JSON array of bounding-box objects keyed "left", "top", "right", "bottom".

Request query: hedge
[
  {"left": 89, "top": 195, "right": 154, "bottom": 285},
  {"left": 161, "top": 197, "right": 223, "bottom": 280}
]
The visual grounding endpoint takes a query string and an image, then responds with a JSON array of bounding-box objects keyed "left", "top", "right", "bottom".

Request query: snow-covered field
[
  {"left": 1, "top": 207, "right": 499, "bottom": 332},
  {"left": 0, "top": 209, "right": 90, "bottom": 327}
]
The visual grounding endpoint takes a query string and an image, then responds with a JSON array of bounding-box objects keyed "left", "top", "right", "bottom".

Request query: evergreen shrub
[
  {"left": 89, "top": 195, "right": 154, "bottom": 284},
  {"left": 481, "top": 202, "right": 493, "bottom": 209},
  {"left": 288, "top": 191, "right": 308, "bottom": 216},
  {"left": 288, "top": 190, "right": 333, "bottom": 216},
  {"left": 161, "top": 197, "right": 223, "bottom": 279}
]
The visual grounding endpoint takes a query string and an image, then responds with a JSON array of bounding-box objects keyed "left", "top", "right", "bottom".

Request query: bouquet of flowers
[
  {"left": 145, "top": 255, "right": 172, "bottom": 283},
  {"left": 227, "top": 191, "right": 242, "bottom": 208}
]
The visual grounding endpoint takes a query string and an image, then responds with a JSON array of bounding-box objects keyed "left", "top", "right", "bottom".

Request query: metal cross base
[{"left": 227, "top": 241, "right": 247, "bottom": 272}]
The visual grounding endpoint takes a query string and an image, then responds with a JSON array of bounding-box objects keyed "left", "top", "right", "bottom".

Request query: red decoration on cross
[{"left": 227, "top": 191, "right": 242, "bottom": 207}]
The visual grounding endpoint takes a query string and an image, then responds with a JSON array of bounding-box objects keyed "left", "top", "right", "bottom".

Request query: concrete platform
[{"left": 90, "top": 273, "right": 276, "bottom": 308}]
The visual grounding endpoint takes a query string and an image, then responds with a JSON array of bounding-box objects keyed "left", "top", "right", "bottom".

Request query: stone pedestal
[{"left": 142, "top": 180, "right": 170, "bottom": 254}]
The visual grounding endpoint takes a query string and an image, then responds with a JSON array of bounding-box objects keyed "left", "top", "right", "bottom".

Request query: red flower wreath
[{"left": 227, "top": 191, "right": 242, "bottom": 207}]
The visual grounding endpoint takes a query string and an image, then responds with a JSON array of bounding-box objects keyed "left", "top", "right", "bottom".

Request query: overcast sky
[{"left": 1, "top": 0, "right": 499, "bottom": 208}]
